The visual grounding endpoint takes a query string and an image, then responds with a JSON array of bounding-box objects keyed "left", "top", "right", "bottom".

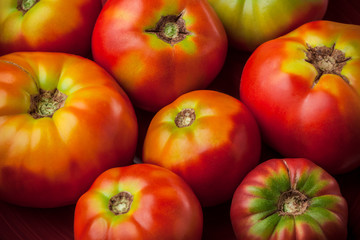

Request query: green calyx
[{"left": 29, "top": 89, "right": 67, "bottom": 119}]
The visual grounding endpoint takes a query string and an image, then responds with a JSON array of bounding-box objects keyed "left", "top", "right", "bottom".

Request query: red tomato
[
  {"left": 240, "top": 20, "right": 360, "bottom": 175},
  {"left": 92, "top": 0, "right": 228, "bottom": 112},
  {"left": 74, "top": 163, "right": 203, "bottom": 240},
  {"left": 230, "top": 158, "right": 348, "bottom": 240},
  {"left": 142, "top": 90, "right": 261, "bottom": 206},
  {"left": 0, "top": 0, "right": 101, "bottom": 56},
  {"left": 0, "top": 52, "right": 138, "bottom": 207}
]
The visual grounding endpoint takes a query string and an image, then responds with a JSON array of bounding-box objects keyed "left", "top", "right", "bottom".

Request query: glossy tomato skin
[
  {"left": 92, "top": 0, "right": 228, "bottom": 112},
  {"left": 142, "top": 90, "right": 261, "bottom": 207},
  {"left": 240, "top": 21, "right": 360, "bottom": 175},
  {"left": 230, "top": 158, "right": 348, "bottom": 240},
  {"left": 74, "top": 163, "right": 203, "bottom": 240},
  {"left": 208, "top": 0, "right": 328, "bottom": 51},
  {"left": 0, "top": 0, "right": 101, "bottom": 56},
  {"left": 0, "top": 52, "right": 138, "bottom": 207}
]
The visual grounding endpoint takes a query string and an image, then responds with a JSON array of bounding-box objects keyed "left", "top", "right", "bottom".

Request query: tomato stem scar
[
  {"left": 109, "top": 191, "right": 134, "bottom": 215},
  {"left": 17, "top": 0, "right": 39, "bottom": 14},
  {"left": 145, "top": 10, "right": 190, "bottom": 45},
  {"left": 175, "top": 108, "right": 196, "bottom": 128},
  {"left": 277, "top": 189, "right": 309, "bottom": 216},
  {"left": 29, "top": 89, "right": 67, "bottom": 119},
  {"left": 305, "top": 43, "right": 351, "bottom": 87}
]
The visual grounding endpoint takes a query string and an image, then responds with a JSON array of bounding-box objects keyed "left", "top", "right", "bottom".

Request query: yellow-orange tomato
[
  {"left": 0, "top": 52, "right": 138, "bottom": 207},
  {"left": 0, "top": 0, "right": 101, "bottom": 56},
  {"left": 143, "top": 90, "right": 261, "bottom": 206}
]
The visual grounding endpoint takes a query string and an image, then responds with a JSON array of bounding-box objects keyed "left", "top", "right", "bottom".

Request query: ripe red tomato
[
  {"left": 92, "top": 0, "right": 228, "bottom": 112},
  {"left": 142, "top": 90, "right": 261, "bottom": 206},
  {"left": 208, "top": 0, "right": 328, "bottom": 51},
  {"left": 230, "top": 158, "right": 348, "bottom": 240},
  {"left": 0, "top": 52, "right": 138, "bottom": 207},
  {"left": 240, "top": 20, "right": 360, "bottom": 175},
  {"left": 74, "top": 163, "right": 203, "bottom": 240},
  {"left": 0, "top": 0, "right": 101, "bottom": 56}
]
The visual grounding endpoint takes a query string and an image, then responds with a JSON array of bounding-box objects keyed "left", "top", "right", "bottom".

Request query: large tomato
[
  {"left": 142, "top": 90, "right": 261, "bottom": 206},
  {"left": 74, "top": 163, "right": 203, "bottom": 240},
  {"left": 0, "top": 52, "right": 138, "bottom": 208},
  {"left": 240, "top": 20, "right": 360, "bottom": 175},
  {"left": 0, "top": 0, "right": 101, "bottom": 56},
  {"left": 230, "top": 158, "right": 348, "bottom": 240},
  {"left": 92, "top": 0, "right": 228, "bottom": 112},
  {"left": 207, "top": 0, "right": 328, "bottom": 51}
]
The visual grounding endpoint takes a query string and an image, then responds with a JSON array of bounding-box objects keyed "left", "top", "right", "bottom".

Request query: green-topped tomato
[
  {"left": 92, "top": 0, "right": 227, "bottom": 112},
  {"left": 74, "top": 163, "right": 203, "bottom": 240},
  {"left": 207, "top": 0, "right": 328, "bottom": 51},
  {"left": 230, "top": 158, "right": 348, "bottom": 240}
]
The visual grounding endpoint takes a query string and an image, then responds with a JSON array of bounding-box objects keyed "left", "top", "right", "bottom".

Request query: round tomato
[
  {"left": 0, "top": 52, "right": 138, "bottom": 207},
  {"left": 74, "top": 163, "right": 203, "bottom": 240},
  {"left": 0, "top": 0, "right": 101, "bottom": 56},
  {"left": 92, "top": 0, "right": 228, "bottom": 112},
  {"left": 230, "top": 158, "right": 348, "bottom": 240},
  {"left": 142, "top": 90, "right": 261, "bottom": 207},
  {"left": 208, "top": 0, "right": 328, "bottom": 51},
  {"left": 240, "top": 20, "right": 360, "bottom": 175}
]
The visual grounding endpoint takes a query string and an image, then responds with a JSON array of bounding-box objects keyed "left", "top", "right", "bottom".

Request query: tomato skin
[
  {"left": 0, "top": 0, "right": 101, "bottom": 57},
  {"left": 0, "top": 52, "right": 138, "bottom": 208},
  {"left": 92, "top": 0, "right": 228, "bottom": 112},
  {"left": 240, "top": 21, "right": 360, "bottom": 175},
  {"left": 208, "top": 0, "right": 328, "bottom": 51},
  {"left": 74, "top": 163, "right": 203, "bottom": 240},
  {"left": 230, "top": 158, "right": 348, "bottom": 240},
  {"left": 142, "top": 90, "right": 261, "bottom": 207}
]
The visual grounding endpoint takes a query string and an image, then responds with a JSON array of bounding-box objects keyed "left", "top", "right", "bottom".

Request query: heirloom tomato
[
  {"left": 0, "top": 0, "right": 101, "bottom": 56},
  {"left": 240, "top": 20, "right": 360, "bottom": 175},
  {"left": 74, "top": 163, "right": 203, "bottom": 240},
  {"left": 142, "top": 90, "right": 261, "bottom": 206},
  {"left": 230, "top": 158, "right": 348, "bottom": 240},
  {"left": 0, "top": 52, "right": 138, "bottom": 208},
  {"left": 207, "top": 0, "right": 328, "bottom": 51},
  {"left": 92, "top": 0, "right": 228, "bottom": 112}
]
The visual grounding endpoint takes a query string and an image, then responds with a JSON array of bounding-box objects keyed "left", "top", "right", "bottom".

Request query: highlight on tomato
[
  {"left": 0, "top": 52, "right": 138, "bottom": 207},
  {"left": 240, "top": 20, "right": 360, "bottom": 175},
  {"left": 142, "top": 90, "right": 261, "bottom": 207},
  {"left": 0, "top": 0, "right": 101, "bottom": 56},
  {"left": 230, "top": 158, "right": 348, "bottom": 240},
  {"left": 92, "top": 0, "right": 228, "bottom": 112},
  {"left": 74, "top": 163, "right": 203, "bottom": 240},
  {"left": 207, "top": 0, "right": 328, "bottom": 51}
]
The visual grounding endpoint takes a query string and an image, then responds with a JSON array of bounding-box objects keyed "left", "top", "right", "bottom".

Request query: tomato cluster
[{"left": 0, "top": 0, "right": 359, "bottom": 239}]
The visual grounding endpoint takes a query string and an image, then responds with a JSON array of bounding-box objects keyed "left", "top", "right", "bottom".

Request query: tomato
[
  {"left": 0, "top": 52, "right": 138, "bottom": 207},
  {"left": 142, "top": 90, "right": 261, "bottom": 207},
  {"left": 92, "top": 0, "right": 228, "bottom": 112},
  {"left": 74, "top": 163, "right": 203, "bottom": 240},
  {"left": 240, "top": 20, "right": 360, "bottom": 175},
  {"left": 230, "top": 158, "right": 348, "bottom": 240},
  {"left": 0, "top": 0, "right": 101, "bottom": 56},
  {"left": 207, "top": 0, "right": 328, "bottom": 51}
]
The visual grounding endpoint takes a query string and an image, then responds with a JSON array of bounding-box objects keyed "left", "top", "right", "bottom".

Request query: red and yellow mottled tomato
[
  {"left": 230, "top": 158, "right": 348, "bottom": 240},
  {"left": 240, "top": 21, "right": 360, "bottom": 175},
  {"left": 0, "top": 0, "right": 101, "bottom": 56},
  {"left": 142, "top": 90, "right": 261, "bottom": 206},
  {"left": 207, "top": 0, "right": 328, "bottom": 51},
  {"left": 92, "top": 0, "right": 228, "bottom": 112},
  {"left": 0, "top": 52, "right": 138, "bottom": 207},
  {"left": 74, "top": 163, "right": 203, "bottom": 240}
]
